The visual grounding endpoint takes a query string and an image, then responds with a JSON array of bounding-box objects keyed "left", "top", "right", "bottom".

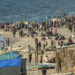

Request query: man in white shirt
[{"left": 1, "top": 41, "right": 5, "bottom": 50}]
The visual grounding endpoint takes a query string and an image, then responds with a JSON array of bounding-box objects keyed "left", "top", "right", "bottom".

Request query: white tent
[{"left": 51, "top": 18, "right": 61, "bottom": 22}]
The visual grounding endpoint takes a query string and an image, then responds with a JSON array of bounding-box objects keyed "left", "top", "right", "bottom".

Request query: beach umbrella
[
  {"left": 24, "top": 21, "right": 29, "bottom": 25},
  {"left": 51, "top": 18, "right": 61, "bottom": 22}
]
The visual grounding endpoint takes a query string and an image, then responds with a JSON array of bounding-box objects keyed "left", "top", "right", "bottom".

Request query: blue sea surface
[{"left": 0, "top": 0, "right": 75, "bottom": 23}]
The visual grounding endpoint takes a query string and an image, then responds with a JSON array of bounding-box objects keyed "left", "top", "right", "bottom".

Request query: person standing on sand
[
  {"left": 60, "top": 40, "right": 63, "bottom": 47},
  {"left": 27, "top": 31, "right": 29, "bottom": 37},
  {"left": 43, "top": 36, "right": 46, "bottom": 42},
  {"left": 51, "top": 39, "right": 54, "bottom": 47},
  {"left": 74, "top": 26, "right": 75, "bottom": 32},
  {"left": 12, "top": 27, "right": 16, "bottom": 38},
  {"left": 38, "top": 42, "right": 41, "bottom": 50},
  {"left": 40, "top": 55, "right": 42, "bottom": 63},
  {"left": 6, "top": 37, "right": 10, "bottom": 47},
  {"left": 45, "top": 55, "right": 49, "bottom": 63},
  {"left": 29, "top": 52, "right": 32, "bottom": 64},
  {"left": 40, "top": 50, "right": 44, "bottom": 63},
  {"left": 1, "top": 41, "right": 5, "bottom": 50},
  {"left": 43, "top": 43, "right": 46, "bottom": 50},
  {"left": 58, "top": 57, "right": 62, "bottom": 73},
  {"left": 19, "top": 30, "right": 23, "bottom": 38}
]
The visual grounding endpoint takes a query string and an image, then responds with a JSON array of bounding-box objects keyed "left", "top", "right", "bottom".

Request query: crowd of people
[
  {"left": 0, "top": 14, "right": 75, "bottom": 75},
  {"left": 0, "top": 15, "right": 75, "bottom": 59},
  {"left": 0, "top": 15, "right": 75, "bottom": 52}
]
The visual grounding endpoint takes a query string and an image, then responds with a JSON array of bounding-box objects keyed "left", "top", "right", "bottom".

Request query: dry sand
[{"left": 0, "top": 27, "right": 75, "bottom": 75}]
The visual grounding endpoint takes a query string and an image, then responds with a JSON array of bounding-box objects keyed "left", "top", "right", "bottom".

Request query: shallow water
[{"left": 0, "top": 0, "right": 75, "bottom": 23}]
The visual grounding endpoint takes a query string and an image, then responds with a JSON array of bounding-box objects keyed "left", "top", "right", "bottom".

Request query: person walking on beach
[
  {"left": 19, "top": 30, "right": 23, "bottom": 38},
  {"left": 58, "top": 57, "right": 62, "bottom": 73},
  {"left": 1, "top": 41, "right": 5, "bottom": 50},
  {"left": 40, "top": 55, "right": 42, "bottom": 63},
  {"left": 74, "top": 26, "right": 75, "bottom": 32},
  {"left": 38, "top": 42, "right": 41, "bottom": 50},
  {"left": 6, "top": 37, "right": 10, "bottom": 47},
  {"left": 40, "top": 50, "right": 44, "bottom": 64},
  {"left": 45, "top": 55, "right": 49, "bottom": 63},
  {"left": 12, "top": 27, "right": 16, "bottom": 38},
  {"left": 43, "top": 36, "right": 46, "bottom": 42},
  {"left": 29, "top": 52, "right": 32, "bottom": 64},
  {"left": 60, "top": 40, "right": 63, "bottom": 47},
  {"left": 51, "top": 39, "right": 54, "bottom": 47},
  {"left": 27, "top": 31, "right": 29, "bottom": 37}
]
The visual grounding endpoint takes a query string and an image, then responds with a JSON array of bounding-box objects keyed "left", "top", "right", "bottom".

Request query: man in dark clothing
[
  {"left": 29, "top": 53, "right": 32, "bottom": 64},
  {"left": 6, "top": 37, "right": 10, "bottom": 47},
  {"left": 13, "top": 31, "right": 16, "bottom": 38},
  {"left": 40, "top": 50, "right": 44, "bottom": 64},
  {"left": 51, "top": 39, "right": 54, "bottom": 47},
  {"left": 42, "top": 68, "right": 47, "bottom": 75},
  {"left": 12, "top": 27, "right": 16, "bottom": 38},
  {"left": 38, "top": 42, "right": 41, "bottom": 50},
  {"left": 19, "top": 30, "right": 23, "bottom": 38},
  {"left": 58, "top": 57, "right": 62, "bottom": 73},
  {"left": 69, "top": 25, "right": 72, "bottom": 32},
  {"left": 60, "top": 40, "right": 63, "bottom": 47}
]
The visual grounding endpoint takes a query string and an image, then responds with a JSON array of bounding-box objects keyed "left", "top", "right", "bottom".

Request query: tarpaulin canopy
[
  {"left": 0, "top": 52, "right": 22, "bottom": 60},
  {"left": 0, "top": 59, "right": 21, "bottom": 68}
]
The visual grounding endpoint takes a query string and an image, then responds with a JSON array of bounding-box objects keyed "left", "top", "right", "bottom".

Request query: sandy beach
[
  {"left": 0, "top": 0, "right": 75, "bottom": 75},
  {"left": 0, "top": 27, "right": 75, "bottom": 49},
  {"left": 0, "top": 26, "right": 75, "bottom": 75}
]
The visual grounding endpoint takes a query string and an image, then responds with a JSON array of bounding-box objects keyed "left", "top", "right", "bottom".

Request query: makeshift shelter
[
  {"left": 51, "top": 18, "right": 61, "bottom": 22},
  {"left": 51, "top": 18, "right": 61, "bottom": 27},
  {"left": 0, "top": 52, "right": 22, "bottom": 60},
  {"left": 0, "top": 52, "right": 26, "bottom": 75}
]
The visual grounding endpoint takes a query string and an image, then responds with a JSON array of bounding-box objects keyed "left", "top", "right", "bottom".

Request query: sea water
[{"left": 0, "top": 0, "right": 75, "bottom": 23}]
